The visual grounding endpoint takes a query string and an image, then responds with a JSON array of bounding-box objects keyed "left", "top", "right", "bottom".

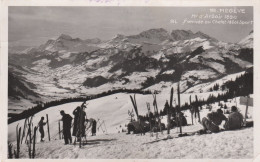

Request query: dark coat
[
  {"left": 72, "top": 108, "right": 86, "bottom": 137},
  {"left": 38, "top": 120, "right": 46, "bottom": 131},
  {"left": 224, "top": 111, "right": 243, "bottom": 130},
  {"left": 72, "top": 108, "right": 79, "bottom": 136},
  {"left": 207, "top": 112, "right": 227, "bottom": 126},
  {"left": 62, "top": 114, "right": 73, "bottom": 131}
]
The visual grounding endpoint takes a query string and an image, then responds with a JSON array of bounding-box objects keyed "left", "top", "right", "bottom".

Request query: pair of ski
[
  {"left": 74, "top": 101, "right": 87, "bottom": 148},
  {"left": 19, "top": 115, "right": 40, "bottom": 158},
  {"left": 129, "top": 91, "right": 167, "bottom": 136},
  {"left": 189, "top": 95, "right": 201, "bottom": 124},
  {"left": 146, "top": 103, "right": 153, "bottom": 137},
  {"left": 153, "top": 84, "right": 182, "bottom": 141},
  {"left": 130, "top": 94, "right": 146, "bottom": 135},
  {"left": 21, "top": 116, "right": 33, "bottom": 145},
  {"left": 15, "top": 123, "right": 36, "bottom": 159},
  {"left": 151, "top": 91, "right": 163, "bottom": 135},
  {"left": 96, "top": 119, "right": 108, "bottom": 134}
]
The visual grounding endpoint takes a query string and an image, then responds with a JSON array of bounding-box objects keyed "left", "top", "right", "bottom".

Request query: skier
[
  {"left": 224, "top": 106, "right": 244, "bottom": 130},
  {"left": 201, "top": 109, "right": 227, "bottom": 133},
  {"left": 60, "top": 110, "right": 73, "bottom": 145},
  {"left": 194, "top": 104, "right": 200, "bottom": 123},
  {"left": 76, "top": 106, "right": 87, "bottom": 139},
  {"left": 86, "top": 118, "right": 97, "bottom": 136},
  {"left": 179, "top": 112, "right": 187, "bottom": 126},
  {"left": 72, "top": 106, "right": 81, "bottom": 137},
  {"left": 38, "top": 117, "right": 46, "bottom": 142},
  {"left": 92, "top": 119, "right": 97, "bottom": 136}
]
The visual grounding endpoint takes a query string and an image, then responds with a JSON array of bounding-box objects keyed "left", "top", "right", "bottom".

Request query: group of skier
[
  {"left": 127, "top": 98, "right": 245, "bottom": 136},
  {"left": 164, "top": 102, "right": 245, "bottom": 134},
  {"left": 38, "top": 103, "right": 97, "bottom": 145},
  {"left": 201, "top": 106, "right": 244, "bottom": 134},
  {"left": 160, "top": 99, "right": 245, "bottom": 134},
  {"left": 164, "top": 100, "right": 188, "bottom": 128}
]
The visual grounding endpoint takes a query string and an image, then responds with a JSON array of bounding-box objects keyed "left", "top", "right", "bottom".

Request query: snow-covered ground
[
  {"left": 8, "top": 91, "right": 253, "bottom": 158},
  {"left": 15, "top": 126, "right": 253, "bottom": 159}
]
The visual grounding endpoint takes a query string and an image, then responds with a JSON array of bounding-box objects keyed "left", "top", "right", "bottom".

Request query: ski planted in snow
[
  {"left": 177, "top": 83, "right": 182, "bottom": 134},
  {"left": 46, "top": 114, "right": 51, "bottom": 141},
  {"left": 167, "top": 87, "right": 174, "bottom": 135},
  {"left": 152, "top": 92, "right": 162, "bottom": 134},
  {"left": 195, "top": 95, "right": 201, "bottom": 122},
  {"left": 21, "top": 117, "right": 28, "bottom": 144},
  {"left": 146, "top": 102, "right": 153, "bottom": 137},
  {"left": 32, "top": 126, "right": 38, "bottom": 158},
  {"left": 190, "top": 95, "right": 194, "bottom": 125},
  {"left": 130, "top": 94, "right": 145, "bottom": 135},
  {"left": 15, "top": 124, "right": 21, "bottom": 158}
]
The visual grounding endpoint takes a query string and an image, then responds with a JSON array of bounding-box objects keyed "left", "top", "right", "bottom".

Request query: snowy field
[
  {"left": 8, "top": 91, "right": 253, "bottom": 159},
  {"left": 13, "top": 126, "right": 253, "bottom": 159}
]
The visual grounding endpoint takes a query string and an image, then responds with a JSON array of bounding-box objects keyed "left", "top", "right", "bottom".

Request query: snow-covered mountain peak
[
  {"left": 84, "top": 38, "right": 102, "bottom": 44},
  {"left": 131, "top": 28, "right": 171, "bottom": 41},
  {"left": 170, "top": 30, "right": 217, "bottom": 43},
  {"left": 139, "top": 28, "right": 169, "bottom": 36},
  {"left": 112, "top": 34, "right": 126, "bottom": 40},
  {"left": 57, "top": 34, "right": 73, "bottom": 40},
  {"left": 195, "top": 31, "right": 212, "bottom": 39},
  {"left": 170, "top": 29, "right": 194, "bottom": 41},
  {"left": 238, "top": 30, "right": 253, "bottom": 48}
]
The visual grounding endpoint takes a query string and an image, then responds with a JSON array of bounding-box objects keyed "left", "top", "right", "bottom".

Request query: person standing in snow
[
  {"left": 76, "top": 106, "right": 87, "bottom": 138},
  {"left": 60, "top": 110, "right": 73, "bottom": 144},
  {"left": 72, "top": 106, "right": 81, "bottom": 137},
  {"left": 201, "top": 109, "right": 227, "bottom": 133},
  {"left": 194, "top": 104, "right": 201, "bottom": 123},
  {"left": 38, "top": 117, "right": 47, "bottom": 142},
  {"left": 92, "top": 119, "right": 97, "bottom": 136},
  {"left": 224, "top": 106, "right": 244, "bottom": 130}
]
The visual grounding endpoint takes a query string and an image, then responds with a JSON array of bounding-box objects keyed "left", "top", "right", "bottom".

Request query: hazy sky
[{"left": 9, "top": 6, "right": 253, "bottom": 47}]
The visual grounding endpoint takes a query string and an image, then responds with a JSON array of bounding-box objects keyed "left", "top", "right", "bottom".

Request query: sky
[{"left": 9, "top": 6, "right": 253, "bottom": 47}]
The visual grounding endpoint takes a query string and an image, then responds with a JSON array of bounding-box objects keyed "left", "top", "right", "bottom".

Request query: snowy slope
[
  {"left": 8, "top": 91, "right": 253, "bottom": 143},
  {"left": 14, "top": 127, "right": 253, "bottom": 159},
  {"left": 185, "top": 71, "right": 246, "bottom": 93},
  {"left": 8, "top": 91, "right": 253, "bottom": 159}
]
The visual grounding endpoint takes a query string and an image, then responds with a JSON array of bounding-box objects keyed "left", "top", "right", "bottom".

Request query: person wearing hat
[
  {"left": 224, "top": 106, "right": 244, "bottom": 130},
  {"left": 201, "top": 108, "right": 227, "bottom": 133},
  {"left": 60, "top": 110, "right": 73, "bottom": 144}
]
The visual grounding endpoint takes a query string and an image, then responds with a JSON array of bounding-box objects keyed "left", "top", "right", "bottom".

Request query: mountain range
[{"left": 8, "top": 28, "right": 253, "bottom": 114}]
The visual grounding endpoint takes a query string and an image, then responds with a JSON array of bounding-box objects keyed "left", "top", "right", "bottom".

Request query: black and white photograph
[{"left": 6, "top": 5, "right": 254, "bottom": 159}]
